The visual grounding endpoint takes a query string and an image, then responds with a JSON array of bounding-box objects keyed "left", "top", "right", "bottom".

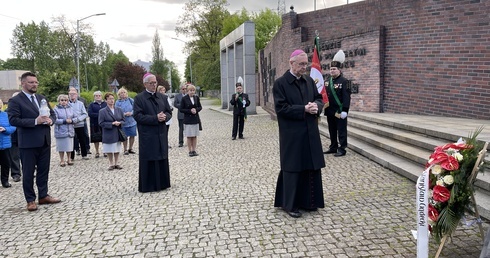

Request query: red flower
[
  {"left": 434, "top": 143, "right": 473, "bottom": 152},
  {"left": 440, "top": 155, "right": 459, "bottom": 171},
  {"left": 433, "top": 185, "right": 451, "bottom": 203},
  {"left": 428, "top": 151, "right": 459, "bottom": 171},
  {"left": 428, "top": 204, "right": 439, "bottom": 222}
]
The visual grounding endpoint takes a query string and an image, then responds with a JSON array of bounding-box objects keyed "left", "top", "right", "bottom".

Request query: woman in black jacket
[{"left": 179, "top": 84, "right": 202, "bottom": 157}]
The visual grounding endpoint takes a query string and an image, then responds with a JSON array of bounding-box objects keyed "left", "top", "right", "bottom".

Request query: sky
[{"left": 0, "top": 0, "right": 363, "bottom": 79}]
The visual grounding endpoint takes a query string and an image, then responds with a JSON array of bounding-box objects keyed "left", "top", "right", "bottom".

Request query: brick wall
[{"left": 258, "top": 0, "right": 490, "bottom": 119}]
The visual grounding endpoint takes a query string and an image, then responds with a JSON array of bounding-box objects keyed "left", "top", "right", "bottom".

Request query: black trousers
[
  {"left": 178, "top": 119, "right": 184, "bottom": 145},
  {"left": 74, "top": 123, "right": 90, "bottom": 152},
  {"left": 232, "top": 114, "right": 245, "bottom": 138},
  {"left": 8, "top": 143, "right": 21, "bottom": 178},
  {"left": 0, "top": 149, "right": 11, "bottom": 185},
  {"left": 20, "top": 145, "right": 51, "bottom": 202},
  {"left": 326, "top": 115, "right": 348, "bottom": 151},
  {"left": 71, "top": 127, "right": 88, "bottom": 159}
]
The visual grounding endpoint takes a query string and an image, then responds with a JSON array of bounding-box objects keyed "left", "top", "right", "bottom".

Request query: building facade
[{"left": 258, "top": 0, "right": 489, "bottom": 119}]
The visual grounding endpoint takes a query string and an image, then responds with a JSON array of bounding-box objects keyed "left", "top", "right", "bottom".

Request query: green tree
[
  {"left": 51, "top": 15, "right": 110, "bottom": 92},
  {"left": 0, "top": 58, "right": 31, "bottom": 71},
  {"left": 176, "top": 0, "right": 231, "bottom": 90},
  {"left": 102, "top": 51, "right": 129, "bottom": 91},
  {"left": 10, "top": 21, "right": 58, "bottom": 73},
  {"left": 221, "top": 8, "right": 250, "bottom": 37},
  {"left": 251, "top": 8, "right": 281, "bottom": 52},
  {"left": 168, "top": 62, "right": 181, "bottom": 92},
  {"left": 150, "top": 30, "right": 168, "bottom": 79},
  {"left": 176, "top": 1, "right": 281, "bottom": 90}
]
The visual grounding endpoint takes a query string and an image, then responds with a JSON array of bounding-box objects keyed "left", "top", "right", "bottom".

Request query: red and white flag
[{"left": 310, "top": 37, "right": 328, "bottom": 104}]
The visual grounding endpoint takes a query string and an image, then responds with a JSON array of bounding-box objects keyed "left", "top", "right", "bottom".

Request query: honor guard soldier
[{"left": 323, "top": 50, "right": 352, "bottom": 157}]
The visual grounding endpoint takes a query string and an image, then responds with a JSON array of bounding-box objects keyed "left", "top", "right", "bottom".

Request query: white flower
[
  {"left": 436, "top": 179, "right": 444, "bottom": 186},
  {"left": 454, "top": 152, "right": 463, "bottom": 162},
  {"left": 432, "top": 165, "right": 444, "bottom": 175},
  {"left": 443, "top": 175, "right": 454, "bottom": 185}
]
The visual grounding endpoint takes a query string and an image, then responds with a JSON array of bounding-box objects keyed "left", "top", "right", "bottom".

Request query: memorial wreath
[{"left": 426, "top": 128, "right": 486, "bottom": 242}]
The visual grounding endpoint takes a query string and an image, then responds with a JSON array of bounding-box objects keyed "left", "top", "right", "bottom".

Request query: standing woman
[
  {"left": 87, "top": 91, "right": 107, "bottom": 158},
  {"left": 98, "top": 92, "right": 125, "bottom": 170},
  {"left": 180, "top": 84, "right": 202, "bottom": 157},
  {"left": 0, "top": 98, "right": 16, "bottom": 188},
  {"left": 157, "top": 85, "right": 173, "bottom": 148},
  {"left": 115, "top": 88, "right": 137, "bottom": 155},
  {"left": 53, "top": 95, "right": 75, "bottom": 166}
]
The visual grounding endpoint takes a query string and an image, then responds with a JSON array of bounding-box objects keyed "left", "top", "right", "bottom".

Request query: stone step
[
  {"left": 318, "top": 114, "right": 490, "bottom": 219},
  {"left": 348, "top": 117, "right": 446, "bottom": 152},
  {"left": 318, "top": 123, "right": 422, "bottom": 181}
]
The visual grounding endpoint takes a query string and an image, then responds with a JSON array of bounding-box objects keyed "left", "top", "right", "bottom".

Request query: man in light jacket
[
  {"left": 173, "top": 84, "right": 187, "bottom": 147},
  {"left": 68, "top": 87, "right": 89, "bottom": 161}
]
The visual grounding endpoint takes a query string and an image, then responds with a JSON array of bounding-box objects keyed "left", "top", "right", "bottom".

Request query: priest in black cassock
[
  {"left": 273, "top": 49, "right": 326, "bottom": 218},
  {"left": 133, "top": 73, "right": 173, "bottom": 193}
]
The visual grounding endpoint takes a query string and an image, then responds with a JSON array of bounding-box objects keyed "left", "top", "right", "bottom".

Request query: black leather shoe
[
  {"left": 287, "top": 210, "right": 302, "bottom": 218},
  {"left": 232, "top": 137, "right": 236, "bottom": 140},
  {"left": 12, "top": 176, "right": 21, "bottom": 182},
  {"left": 178, "top": 144, "right": 183, "bottom": 147},
  {"left": 2, "top": 182, "right": 12, "bottom": 188},
  {"left": 239, "top": 136, "right": 244, "bottom": 139},
  {"left": 334, "top": 151, "right": 346, "bottom": 157},
  {"left": 323, "top": 148, "right": 337, "bottom": 154}
]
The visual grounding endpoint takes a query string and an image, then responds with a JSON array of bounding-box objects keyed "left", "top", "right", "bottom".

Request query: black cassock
[
  {"left": 272, "top": 71, "right": 326, "bottom": 212},
  {"left": 133, "top": 91, "right": 173, "bottom": 193}
]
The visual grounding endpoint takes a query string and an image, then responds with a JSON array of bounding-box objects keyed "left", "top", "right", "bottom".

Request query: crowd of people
[
  {"left": 2, "top": 50, "right": 351, "bottom": 217},
  {"left": 1, "top": 72, "right": 204, "bottom": 211}
]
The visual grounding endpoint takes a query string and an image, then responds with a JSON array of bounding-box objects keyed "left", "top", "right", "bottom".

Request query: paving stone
[{"left": 0, "top": 98, "right": 487, "bottom": 257}]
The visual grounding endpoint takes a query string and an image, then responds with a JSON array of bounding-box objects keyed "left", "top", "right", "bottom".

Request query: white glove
[{"left": 340, "top": 111, "right": 348, "bottom": 119}]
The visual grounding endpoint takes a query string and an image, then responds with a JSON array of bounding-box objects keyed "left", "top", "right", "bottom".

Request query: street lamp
[
  {"left": 171, "top": 37, "right": 193, "bottom": 84},
  {"left": 76, "top": 13, "right": 106, "bottom": 91}
]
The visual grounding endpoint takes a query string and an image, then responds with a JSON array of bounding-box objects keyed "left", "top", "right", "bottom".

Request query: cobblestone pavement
[{"left": 0, "top": 98, "right": 487, "bottom": 257}]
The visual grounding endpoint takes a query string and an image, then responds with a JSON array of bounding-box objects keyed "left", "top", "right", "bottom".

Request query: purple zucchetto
[
  {"left": 143, "top": 72, "right": 154, "bottom": 80},
  {"left": 290, "top": 49, "right": 305, "bottom": 58}
]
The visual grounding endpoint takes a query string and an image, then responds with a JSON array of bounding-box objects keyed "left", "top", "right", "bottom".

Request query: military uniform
[{"left": 324, "top": 62, "right": 352, "bottom": 156}]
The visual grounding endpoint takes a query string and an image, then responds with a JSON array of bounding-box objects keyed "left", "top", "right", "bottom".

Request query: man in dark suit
[
  {"left": 173, "top": 84, "right": 187, "bottom": 147},
  {"left": 229, "top": 80, "right": 250, "bottom": 140},
  {"left": 8, "top": 72, "right": 61, "bottom": 212}
]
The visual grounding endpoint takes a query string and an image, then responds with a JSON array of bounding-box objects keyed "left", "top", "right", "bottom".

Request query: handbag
[
  {"left": 117, "top": 128, "right": 127, "bottom": 142},
  {"left": 198, "top": 114, "right": 203, "bottom": 131},
  {"left": 90, "top": 132, "right": 102, "bottom": 143}
]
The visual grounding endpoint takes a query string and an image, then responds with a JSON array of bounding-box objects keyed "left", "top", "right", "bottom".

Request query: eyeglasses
[
  {"left": 296, "top": 62, "right": 308, "bottom": 67},
  {"left": 146, "top": 81, "right": 157, "bottom": 85},
  {"left": 60, "top": 99, "right": 68, "bottom": 101}
]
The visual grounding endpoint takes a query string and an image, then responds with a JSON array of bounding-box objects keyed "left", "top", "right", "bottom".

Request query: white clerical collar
[{"left": 289, "top": 71, "right": 301, "bottom": 80}]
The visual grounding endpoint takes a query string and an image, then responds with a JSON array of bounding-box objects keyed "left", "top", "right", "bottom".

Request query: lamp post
[
  {"left": 76, "top": 13, "right": 105, "bottom": 91},
  {"left": 171, "top": 37, "right": 193, "bottom": 84}
]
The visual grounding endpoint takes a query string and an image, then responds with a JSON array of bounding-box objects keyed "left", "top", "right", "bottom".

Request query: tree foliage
[
  {"left": 176, "top": 0, "right": 231, "bottom": 90},
  {"left": 6, "top": 17, "right": 128, "bottom": 97},
  {"left": 251, "top": 8, "right": 282, "bottom": 51},
  {"left": 175, "top": 0, "right": 281, "bottom": 90},
  {"left": 111, "top": 61, "right": 146, "bottom": 93}
]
